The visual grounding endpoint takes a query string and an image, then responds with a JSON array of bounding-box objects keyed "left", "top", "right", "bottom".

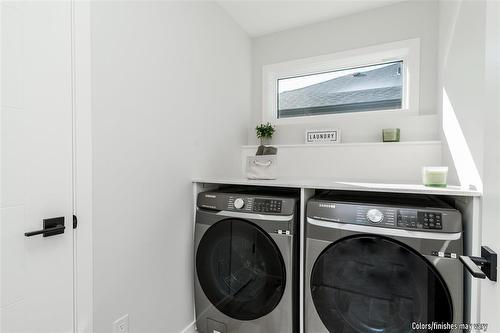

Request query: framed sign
[{"left": 305, "top": 129, "right": 341, "bottom": 144}]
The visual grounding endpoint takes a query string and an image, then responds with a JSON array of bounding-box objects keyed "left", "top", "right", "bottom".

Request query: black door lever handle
[
  {"left": 460, "top": 246, "right": 497, "bottom": 282},
  {"left": 25, "top": 225, "right": 65, "bottom": 237},
  {"left": 25, "top": 217, "right": 65, "bottom": 237},
  {"left": 460, "top": 255, "right": 487, "bottom": 279}
]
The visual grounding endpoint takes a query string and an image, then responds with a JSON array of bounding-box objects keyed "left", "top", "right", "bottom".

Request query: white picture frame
[{"left": 305, "top": 129, "right": 341, "bottom": 144}]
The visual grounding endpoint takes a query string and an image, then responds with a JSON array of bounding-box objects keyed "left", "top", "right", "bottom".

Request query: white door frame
[{"left": 72, "top": 2, "right": 93, "bottom": 333}]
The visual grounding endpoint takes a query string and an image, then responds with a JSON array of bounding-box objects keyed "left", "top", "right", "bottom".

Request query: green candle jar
[
  {"left": 422, "top": 167, "right": 448, "bottom": 187},
  {"left": 382, "top": 128, "right": 400, "bottom": 142}
]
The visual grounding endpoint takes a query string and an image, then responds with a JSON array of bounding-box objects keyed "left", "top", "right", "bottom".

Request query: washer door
[
  {"left": 311, "top": 235, "right": 453, "bottom": 333},
  {"left": 196, "top": 218, "right": 286, "bottom": 321}
]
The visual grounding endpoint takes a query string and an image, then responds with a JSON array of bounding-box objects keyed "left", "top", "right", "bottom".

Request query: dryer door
[
  {"left": 196, "top": 218, "right": 286, "bottom": 321},
  {"left": 310, "top": 235, "right": 453, "bottom": 333}
]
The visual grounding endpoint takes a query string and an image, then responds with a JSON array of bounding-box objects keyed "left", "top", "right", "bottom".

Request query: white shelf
[
  {"left": 242, "top": 140, "right": 442, "bottom": 149},
  {"left": 193, "top": 177, "right": 481, "bottom": 197}
]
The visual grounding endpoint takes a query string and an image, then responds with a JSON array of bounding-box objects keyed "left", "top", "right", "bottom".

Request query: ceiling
[{"left": 217, "top": 0, "right": 406, "bottom": 37}]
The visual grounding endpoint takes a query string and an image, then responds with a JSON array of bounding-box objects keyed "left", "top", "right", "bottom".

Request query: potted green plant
[{"left": 255, "top": 122, "right": 277, "bottom": 155}]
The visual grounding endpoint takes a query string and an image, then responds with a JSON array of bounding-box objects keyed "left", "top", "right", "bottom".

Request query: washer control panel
[
  {"left": 308, "top": 200, "right": 461, "bottom": 233},
  {"left": 197, "top": 191, "right": 296, "bottom": 216},
  {"left": 227, "top": 197, "right": 284, "bottom": 213}
]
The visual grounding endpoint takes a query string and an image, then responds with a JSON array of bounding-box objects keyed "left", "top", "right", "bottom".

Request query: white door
[{"left": 1, "top": 2, "right": 74, "bottom": 333}]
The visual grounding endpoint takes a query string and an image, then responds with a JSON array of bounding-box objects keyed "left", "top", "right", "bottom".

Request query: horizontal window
[
  {"left": 262, "top": 39, "right": 420, "bottom": 123},
  {"left": 277, "top": 61, "right": 403, "bottom": 119}
]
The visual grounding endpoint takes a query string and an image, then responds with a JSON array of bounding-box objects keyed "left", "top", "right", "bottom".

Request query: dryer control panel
[
  {"left": 307, "top": 193, "right": 462, "bottom": 233},
  {"left": 197, "top": 191, "right": 296, "bottom": 216},
  {"left": 228, "top": 196, "right": 284, "bottom": 213}
]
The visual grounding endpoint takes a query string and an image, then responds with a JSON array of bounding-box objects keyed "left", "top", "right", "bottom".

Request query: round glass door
[
  {"left": 196, "top": 218, "right": 286, "bottom": 321},
  {"left": 311, "top": 235, "right": 453, "bottom": 333}
]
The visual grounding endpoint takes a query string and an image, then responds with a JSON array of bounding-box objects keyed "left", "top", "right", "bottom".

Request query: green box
[{"left": 382, "top": 128, "right": 400, "bottom": 142}]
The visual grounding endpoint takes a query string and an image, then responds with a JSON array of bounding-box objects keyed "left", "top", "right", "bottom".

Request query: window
[
  {"left": 263, "top": 39, "right": 420, "bottom": 123},
  {"left": 278, "top": 61, "right": 403, "bottom": 118}
]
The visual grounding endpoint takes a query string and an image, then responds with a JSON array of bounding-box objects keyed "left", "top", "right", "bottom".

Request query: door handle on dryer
[{"left": 25, "top": 217, "right": 65, "bottom": 238}]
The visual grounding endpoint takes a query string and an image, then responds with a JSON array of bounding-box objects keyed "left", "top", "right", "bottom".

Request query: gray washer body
[
  {"left": 195, "top": 190, "right": 298, "bottom": 333},
  {"left": 305, "top": 195, "right": 464, "bottom": 333}
]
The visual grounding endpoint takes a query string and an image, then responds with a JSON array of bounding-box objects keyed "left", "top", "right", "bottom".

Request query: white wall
[
  {"left": 241, "top": 141, "right": 441, "bottom": 183},
  {"left": 250, "top": 0, "right": 440, "bottom": 145},
  {"left": 90, "top": 2, "right": 251, "bottom": 332},
  {"left": 438, "top": 0, "right": 500, "bottom": 329},
  {"left": 438, "top": 0, "right": 485, "bottom": 189}
]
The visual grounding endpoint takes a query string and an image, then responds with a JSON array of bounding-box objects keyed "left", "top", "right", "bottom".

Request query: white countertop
[{"left": 193, "top": 177, "right": 481, "bottom": 197}]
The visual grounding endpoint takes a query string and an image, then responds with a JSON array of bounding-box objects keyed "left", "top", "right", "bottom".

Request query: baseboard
[{"left": 180, "top": 320, "right": 196, "bottom": 333}]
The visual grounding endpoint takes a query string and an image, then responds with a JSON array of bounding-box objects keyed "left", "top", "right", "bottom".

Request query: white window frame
[{"left": 262, "top": 38, "right": 420, "bottom": 124}]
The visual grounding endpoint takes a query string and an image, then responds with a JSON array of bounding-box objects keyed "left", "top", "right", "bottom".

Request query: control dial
[
  {"left": 367, "top": 209, "right": 383, "bottom": 223},
  {"left": 234, "top": 198, "right": 245, "bottom": 209}
]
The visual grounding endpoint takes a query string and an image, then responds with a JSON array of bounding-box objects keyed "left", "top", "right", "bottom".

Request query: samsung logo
[
  {"left": 319, "top": 203, "right": 336, "bottom": 209},
  {"left": 204, "top": 194, "right": 217, "bottom": 198}
]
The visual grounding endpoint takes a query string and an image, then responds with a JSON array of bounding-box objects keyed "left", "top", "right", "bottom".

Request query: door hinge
[{"left": 73, "top": 215, "right": 77, "bottom": 229}]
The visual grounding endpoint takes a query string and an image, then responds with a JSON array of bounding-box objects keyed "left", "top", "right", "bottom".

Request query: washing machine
[
  {"left": 194, "top": 188, "right": 299, "bottom": 333},
  {"left": 305, "top": 191, "right": 463, "bottom": 333}
]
